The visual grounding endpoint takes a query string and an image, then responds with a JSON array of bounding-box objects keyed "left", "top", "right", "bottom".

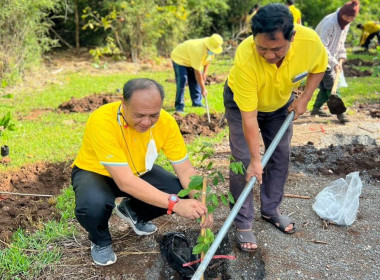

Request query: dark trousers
[
  {"left": 71, "top": 165, "right": 182, "bottom": 247},
  {"left": 224, "top": 86, "right": 293, "bottom": 230},
  {"left": 313, "top": 67, "right": 341, "bottom": 110},
  {"left": 172, "top": 61, "right": 203, "bottom": 111},
  {"left": 363, "top": 31, "right": 380, "bottom": 49}
]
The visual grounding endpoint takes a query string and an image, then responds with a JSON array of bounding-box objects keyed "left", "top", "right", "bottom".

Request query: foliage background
[{"left": 0, "top": 0, "right": 379, "bottom": 86}]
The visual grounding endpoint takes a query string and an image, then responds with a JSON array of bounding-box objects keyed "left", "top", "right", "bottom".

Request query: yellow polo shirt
[
  {"left": 360, "top": 21, "right": 380, "bottom": 45},
  {"left": 228, "top": 25, "right": 327, "bottom": 112},
  {"left": 73, "top": 101, "right": 188, "bottom": 177},
  {"left": 289, "top": 5, "right": 302, "bottom": 24},
  {"left": 171, "top": 38, "right": 215, "bottom": 71}
]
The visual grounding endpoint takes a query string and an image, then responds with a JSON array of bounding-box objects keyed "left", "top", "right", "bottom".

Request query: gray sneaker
[
  {"left": 115, "top": 198, "right": 157, "bottom": 236},
  {"left": 91, "top": 242, "right": 117, "bottom": 266}
]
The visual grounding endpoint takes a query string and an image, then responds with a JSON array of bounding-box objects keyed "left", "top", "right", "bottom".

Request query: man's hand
[
  {"left": 288, "top": 94, "right": 309, "bottom": 120},
  {"left": 173, "top": 198, "right": 208, "bottom": 219},
  {"left": 246, "top": 159, "right": 263, "bottom": 184},
  {"left": 201, "top": 87, "right": 208, "bottom": 97},
  {"left": 200, "top": 213, "right": 213, "bottom": 229},
  {"left": 334, "top": 63, "right": 342, "bottom": 72}
]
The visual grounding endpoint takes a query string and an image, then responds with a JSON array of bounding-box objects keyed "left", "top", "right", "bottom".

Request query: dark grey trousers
[
  {"left": 71, "top": 165, "right": 182, "bottom": 246},
  {"left": 225, "top": 94, "right": 293, "bottom": 230},
  {"left": 319, "top": 67, "right": 336, "bottom": 91}
]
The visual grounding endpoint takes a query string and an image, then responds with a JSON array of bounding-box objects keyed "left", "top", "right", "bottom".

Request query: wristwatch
[{"left": 167, "top": 194, "right": 179, "bottom": 215}]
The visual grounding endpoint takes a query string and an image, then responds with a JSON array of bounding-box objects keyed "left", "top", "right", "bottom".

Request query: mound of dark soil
[
  {"left": 166, "top": 74, "right": 226, "bottom": 85},
  {"left": 173, "top": 112, "right": 227, "bottom": 141},
  {"left": 58, "top": 93, "right": 121, "bottom": 113},
  {"left": 291, "top": 143, "right": 380, "bottom": 179},
  {"left": 343, "top": 65, "right": 372, "bottom": 77},
  {"left": 345, "top": 58, "right": 375, "bottom": 67},
  {"left": 357, "top": 103, "right": 380, "bottom": 118},
  {"left": 0, "top": 162, "right": 72, "bottom": 242}
]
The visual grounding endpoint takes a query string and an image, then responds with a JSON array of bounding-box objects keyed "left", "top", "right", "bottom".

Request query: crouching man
[{"left": 71, "top": 78, "right": 212, "bottom": 265}]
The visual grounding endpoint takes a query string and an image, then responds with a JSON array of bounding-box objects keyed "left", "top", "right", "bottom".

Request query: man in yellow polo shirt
[
  {"left": 72, "top": 78, "right": 212, "bottom": 266},
  {"left": 286, "top": 0, "right": 302, "bottom": 25},
  {"left": 171, "top": 34, "right": 223, "bottom": 112},
  {"left": 223, "top": 3, "right": 327, "bottom": 252},
  {"left": 357, "top": 21, "right": 380, "bottom": 51}
]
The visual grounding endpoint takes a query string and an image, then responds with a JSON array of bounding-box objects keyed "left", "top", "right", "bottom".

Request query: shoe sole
[
  {"left": 93, "top": 255, "right": 117, "bottom": 266},
  {"left": 114, "top": 206, "right": 157, "bottom": 236}
]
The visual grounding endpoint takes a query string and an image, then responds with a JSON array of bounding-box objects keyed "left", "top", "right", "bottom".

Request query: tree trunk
[{"left": 75, "top": 0, "right": 80, "bottom": 50}]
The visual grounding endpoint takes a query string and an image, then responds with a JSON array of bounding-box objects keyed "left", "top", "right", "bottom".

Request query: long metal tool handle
[
  {"left": 192, "top": 111, "right": 295, "bottom": 280},
  {"left": 331, "top": 59, "right": 343, "bottom": 95},
  {"left": 205, "top": 96, "right": 211, "bottom": 123}
]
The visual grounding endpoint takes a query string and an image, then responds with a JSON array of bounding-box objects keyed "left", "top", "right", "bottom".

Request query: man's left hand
[{"left": 200, "top": 213, "right": 213, "bottom": 228}]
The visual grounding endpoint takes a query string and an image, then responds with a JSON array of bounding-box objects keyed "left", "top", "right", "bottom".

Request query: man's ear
[{"left": 290, "top": 30, "right": 296, "bottom": 42}]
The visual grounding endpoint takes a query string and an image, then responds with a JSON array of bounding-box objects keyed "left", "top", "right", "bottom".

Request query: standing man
[
  {"left": 72, "top": 78, "right": 212, "bottom": 266},
  {"left": 357, "top": 21, "right": 380, "bottom": 51},
  {"left": 171, "top": 34, "right": 223, "bottom": 113},
  {"left": 223, "top": 3, "right": 327, "bottom": 251},
  {"left": 311, "top": 0, "right": 360, "bottom": 123},
  {"left": 286, "top": 0, "right": 302, "bottom": 25}
]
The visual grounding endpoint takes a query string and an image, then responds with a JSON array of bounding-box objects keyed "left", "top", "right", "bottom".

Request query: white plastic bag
[
  {"left": 312, "top": 172, "right": 362, "bottom": 226},
  {"left": 338, "top": 71, "right": 348, "bottom": 88}
]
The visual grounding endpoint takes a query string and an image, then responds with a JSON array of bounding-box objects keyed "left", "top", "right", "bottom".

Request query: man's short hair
[
  {"left": 251, "top": 3, "right": 294, "bottom": 41},
  {"left": 287, "top": 0, "right": 295, "bottom": 5},
  {"left": 123, "top": 78, "right": 165, "bottom": 103}
]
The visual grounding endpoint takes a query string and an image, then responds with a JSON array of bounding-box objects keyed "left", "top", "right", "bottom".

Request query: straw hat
[{"left": 205, "top": 34, "right": 223, "bottom": 54}]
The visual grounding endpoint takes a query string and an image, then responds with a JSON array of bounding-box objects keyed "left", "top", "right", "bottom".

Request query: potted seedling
[{"left": 178, "top": 142, "right": 245, "bottom": 256}]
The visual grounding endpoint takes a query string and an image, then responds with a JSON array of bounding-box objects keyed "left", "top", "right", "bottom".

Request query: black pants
[
  {"left": 71, "top": 165, "right": 183, "bottom": 246},
  {"left": 363, "top": 31, "right": 380, "bottom": 49}
]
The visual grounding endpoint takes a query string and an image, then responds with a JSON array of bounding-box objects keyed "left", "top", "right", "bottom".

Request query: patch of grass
[
  {"left": 340, "top": 77, "right": 380, "bottom": 106},
  {"left": 0, "top": 187, "right": 76, "bottom": 279}
]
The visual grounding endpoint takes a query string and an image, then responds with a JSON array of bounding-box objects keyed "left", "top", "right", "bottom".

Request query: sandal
[
  {"left": 262, "top": 213, "right": 296, "bottom": 234},
  {"left": 236, "top": 230, "right": 257, "bottom": 252}
]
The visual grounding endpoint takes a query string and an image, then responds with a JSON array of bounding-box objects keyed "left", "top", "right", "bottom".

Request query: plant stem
[{"left": 200, "top": 178, "right": 207, "bottom": 280}]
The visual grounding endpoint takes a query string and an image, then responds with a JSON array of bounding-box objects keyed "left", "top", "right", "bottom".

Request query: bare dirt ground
[{"left": 1, "top": 56, "right": 380, "bottom": 279}]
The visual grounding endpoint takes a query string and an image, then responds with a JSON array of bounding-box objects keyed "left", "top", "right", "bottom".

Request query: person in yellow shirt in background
[
  {"left": 357, "top": 21, "right": 380, "bottom": 51},
  {"left": 171, "top": 34, "right": 223, "bottom": 113},
  {"left": 223, "top": 3, "right": 327, "bottom": 252},
  {"left": 286, "top": 0, "right": 302, "bottom": 25},
  {"left": 71, "top": 78, "right": 212, "bottom": 266}
]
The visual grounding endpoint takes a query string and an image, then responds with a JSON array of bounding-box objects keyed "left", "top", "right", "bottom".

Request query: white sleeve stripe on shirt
[
  {"left": 100, "top": 161, "right": 129, "bottom": 166},
  {"left": 169, "top": 155, "right": 189, "bottom": 164}
]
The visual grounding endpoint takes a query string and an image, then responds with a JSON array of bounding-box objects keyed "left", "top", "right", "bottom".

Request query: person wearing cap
[
  {"left": 311, "top": 0, "right": 360, "bottom": 124},
  {"left": 171, "top": 34, "right": 223, "bottom": 113},
  {"left": 286, "top": 0, "right": 302, "bottom": 25},
  {"left": 71, "top": 78, "right": 213, "bottom": 266},
  {"left": 357, "top": 21, "right": 380, "bottom": 51},
  {"left": 223, "top": 3, "right": 327, "bottom": 252}
]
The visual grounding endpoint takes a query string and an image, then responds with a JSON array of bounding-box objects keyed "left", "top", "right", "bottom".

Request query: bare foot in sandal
[
  {"left": 236, "top": 229, "right": 258, "bottom": 251},
  {"left": 262, "top": 214, "right": 296, "bottom": 234}
]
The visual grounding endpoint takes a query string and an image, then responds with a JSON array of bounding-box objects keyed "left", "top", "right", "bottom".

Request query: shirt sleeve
[{"left": 87, "top": 122, "right": 128, "bottom": 166}]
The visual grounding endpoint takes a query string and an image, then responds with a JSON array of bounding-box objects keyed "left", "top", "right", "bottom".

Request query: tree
[{"left": 0, "top": 0, "right": 59, "bottom": 86}]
